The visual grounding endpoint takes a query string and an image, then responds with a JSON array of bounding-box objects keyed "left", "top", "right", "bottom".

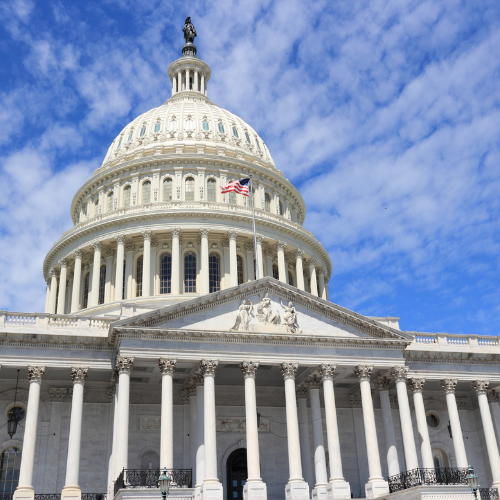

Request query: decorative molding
[
  {"left": 59, "top": 258, "right": 68, "bottom": 268},
  {"left": 456, "top": 397, "right": 468, "bottom": 409},
  {"left": 71, "top": 367, "right": 88, "bottom": 384},
  {"left": 487, "top": 390, "right": 500, "bottom": 403},
  {"left": 276, "top": 241, "right": 286, "bottom": 252},
  {"left": 142, "top": 230, "right": 152, "bottom": 241},
  {"left": 200, "top": 228, "right": 210, "bottom": 238},
  {"left": 296, "top": 385, "right": 308, "bottom": 399},
  {"left": 349, "top": 394, "right": 362, "bottom": 408},
  {"left": 28, "top": 366, "right": 45, "bottom": 382},
  {"left": 240, "top": 361, "right": 259, "bottom": 379},
  {"left": 115, "top": 235, "right": 126, "bottom": 244},
  {"left": 354, "top": 365, "right": 372, "bottom": 381},
  {"left": 49, "top": 387, "right": 67, "bottom": 401},
  {"left": 306, "top": 374, "right": 322, "bottom": 389},
  {"left": 471, "top": 380, "right": 489, "bottom": 396},
  {"left": 227, "top": 230, "right": 238, "bottom": 241},
  {"left": 73, "top": 249, "right": 83, "bottom": 259},
  {"left": 408, "top": 378, "right": 425, "bottom": 393},
  {"left": 116, "top": 356, "right": 134, "bottom": 373},
  {"left": 92, "top": 242, "right": 102, "bottom": 252},
  {"left": 441, "top": 379, "right": 457, "bottom": 394},
  {"left": 171, "top": 228, "right": 181, "bottom": 237},
  {"left": 140, "top": 416, "right": 161, "bottom": 431},
  {"left": 125, "top": 242, "right": 135, "bottom": 252},
  {"left": 200, "top": 359, "right": 218, "bottom": 377},
  {"left": 391, "top": 366, "right": 409, "bottom": 382},
  {"left": 216, "top": 417, "right": 270, "bottom": 433},
  {"left": 280, "top": 362, "right": 298, "bottom": 379},
  {"left": 375, "top": 376, "right": 391, "bottom": 391},
  {"left": 158, "top": 358, "right": 177, "bottom": 375},
  {"left": 319, "top": 363, "right": 335, "bottom": 381}
]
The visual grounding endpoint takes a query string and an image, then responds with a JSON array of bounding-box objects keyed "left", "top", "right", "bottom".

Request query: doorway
[{"left": 226, "top": 448, "right": 247, "bottom": 500}]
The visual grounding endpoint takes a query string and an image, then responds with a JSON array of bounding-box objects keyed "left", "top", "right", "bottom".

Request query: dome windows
[
  {"left": 163, "top": 178, "right": 173, "bottom": 201},
  {"left": 127, "top": 131, "right": 133, "bottom": 143},
  {"left": 202, "top": 119, "right": 209, "bottom": 131},
  {"left": 154, "top": 122, "right": 161, "bottom": 133},
  {"left": 160, "top": 253, "right": 172, "bottom": 294},
  {"left": 117, "top": 136, "right": 123, "bottom": 150},
  {"left": 264, "top": 193, "right": 271, "bottom": 212},
  {"left": 107, "top": 191, "right": 114, "bottom": 212},
  {"left": 123, "top": 185, "right": 131, "bottom": 208},
  {"left": 209, "top": 252, "right": 221, "bottom": 293},
  {"left": 245, "top": 132, "right": 251, "bottom": 143},
  {"left": 140, "top": 125, "right": 146, "bottom": 137},
  {"left": 279, "top": 200, "right": 284, "bottom": 216},
  {"left": 169, "top": 118, "right": 178, "bottom": 132},
  {"left": 255, "top": 138, "right": 261, "bottom": 151},
  {"left": 184, "top": 252, "right": 197, "bottom": 292},
  {"left": 218, "top": 122, "right": 225, "bottom": 134},
  {"left": 232, "top": 127, "right": 239, "bottom": 138},
  {"left": 136, "top": 255, "right": 143, "bottom": 297},
  {"left": 207, "top": 178, "right": 216, "bottom": 202},
  {"left": 185, "top": 177, "right": 195, "bottom": 201},
  {"left": 142, "top": 181, "right": 151, "bottom": 204},
  {"left": 185, "top": 116, "right": 194, "bottom": 131}
]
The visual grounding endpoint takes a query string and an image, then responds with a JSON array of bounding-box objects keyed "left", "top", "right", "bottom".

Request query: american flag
[{"left": 220, "top": 178, "right": 250, "bottom": 196}]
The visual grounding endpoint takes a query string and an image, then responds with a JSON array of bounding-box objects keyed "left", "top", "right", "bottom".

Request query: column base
[
  {"left": 326, "top": 480, "right": 351, "bottom": 500},
  {"left": 312, "top": 485, "right": 328, "bottom": 500},
  {"left": 201, "top": 481, "right": 223, "bottom": 500},
  {"left": 243, "top": 480, "right": 267, "bottom": 500},
  {"left": 13, "top": 487, "right": 34, "bottom": 500},
  {"left": 61, "top": 485, "right": 82, "bottom": 500},
  {"left": 365, "top": 479, "right": 389, "bottom": 499},
  {"left": 195, "top": 485, "right": 202, "bottom": 500},
  {"left": 285, "top": 480, "right": 310, "bottom": 500}
]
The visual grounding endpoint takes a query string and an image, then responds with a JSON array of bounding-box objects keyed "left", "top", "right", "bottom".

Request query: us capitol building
[{"left": 1, "top": 19, "right": 500, "bottom": 500}]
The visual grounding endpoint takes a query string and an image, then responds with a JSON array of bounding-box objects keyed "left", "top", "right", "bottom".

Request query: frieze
[{"left": 216, "top": 417, "right": 270, "bottom": 433}]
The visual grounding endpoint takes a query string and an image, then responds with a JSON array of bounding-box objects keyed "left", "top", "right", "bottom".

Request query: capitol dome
[{"left": 42, "top": 31, "right": 332, "bottom": 318}]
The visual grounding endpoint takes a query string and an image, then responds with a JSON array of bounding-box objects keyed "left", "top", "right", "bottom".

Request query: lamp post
[
  {"left": 466, "top": 465, "right": 478, "bottom": 500},
  {"left": 158, "top": 467, "right": 172, "bottom": 500},
  {"left": 7, "top": 370, "right": 21, "bottom": 439}
]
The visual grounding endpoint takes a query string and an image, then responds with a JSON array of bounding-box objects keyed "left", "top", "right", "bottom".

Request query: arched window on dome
[
  {"left": 163, "top": 178, "right": 173, "bottom": 201},
  {"left": 245, "top": 132, "right": 251, "bottom": 144},
  {"left": 107, "top": 191, "right": 114, "bottom": 212},
  {"left": 83, "top": 272, "right": 90, "bottom": 309},
  {"left": 140, "top": 125, "right": 146, "bottom": 137},
  {"left": 185, "top": 117, "right": 194, "bottom": 131},
  {"left": 142, "top": 181, "right": 151, "bottom": 204},
  {"left": 169, "top": 118, "right": 177, "bottom": 132},
  {"left": 117, "top": 136, "right": 123, "bottom": 150},
  {"left": 160, "top": 253, "right": 172, "bottom": 294},
  {"left": 0, "top": 446, "right": 22, "bottom": 495},
  {"left": 136, "top": 255, "right": 143, "bottom": 297},
  {"left": 207, "top": 178, "right": 216, "bottom": 202},
  {"left": 94, "top": 199, "right": 99, "bottom": 216},
  {"left": 154, "top": 122, "right": 161, "bottom": 133},
  {"left": 185, "top": 177, "right": 195, "bottom": 201},
  {"left": 209, "top": 252, "right": 220, "bottom": 293},
  {"left": 123, "top": 185, "right": 131, "bottom": 208},
  {"left": 255, "top": 138, "right": 261, "bottom": 151},
  {"left": 218, "top": 122, "right": 225, "bottom": 134},
  {"left": 127, "top": 131, "right": 133, "bottom": 143},
  {"left": 237, "top": 255, "right": 244, "bottom": 285},
  {"left": 264, "top": 193, "right": 271, "bottom": 212},
  {"left": 228, "top": 182, "right": 236, "bottom": 205},
  {"left": 279, "top": 200, "right": 284, "bottom": 216},
  {"left": 98, "top": 265, "right": 106, "bottom": 305},
  {"left": 272, "top": 264, "right": 279, "bottom": 280},
  {"left": 288, "top": 271, "right": 294, "bottom": 287},
  {"left": 184, "top": 252, "right": 197, "bottom": 292},
  {"left": 202, "top": 119, "right": 209, "bottom": 131},
  {"left": 232, "top": 127, "right": 239, "bottom": 138}
]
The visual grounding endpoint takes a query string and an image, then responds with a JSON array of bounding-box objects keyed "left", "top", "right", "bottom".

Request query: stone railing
[{"left": 411, "top": 332, "right": 500, "bottom": 349}]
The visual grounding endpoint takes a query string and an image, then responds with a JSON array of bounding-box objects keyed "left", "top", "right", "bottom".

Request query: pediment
[{"left": 112, "top": 278, "right": 413, "bottom": 342}]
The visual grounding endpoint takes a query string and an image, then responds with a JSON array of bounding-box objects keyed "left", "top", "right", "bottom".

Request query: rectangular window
[
  {"left": 163, "top": 179, "right": 173, "bottom": 201},
  {"left": 185, "top": 178, "right": 195, "bottom": 201},
  {"left": 207, "top": 179, "right": 216, "bottom": 202}
]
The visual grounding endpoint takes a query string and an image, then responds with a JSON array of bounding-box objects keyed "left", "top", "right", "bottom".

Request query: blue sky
[{"left": 1, "top": 0, "right": 500, "bottom": 335}]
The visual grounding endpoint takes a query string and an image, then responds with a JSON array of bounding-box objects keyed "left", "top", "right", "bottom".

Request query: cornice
[
  {"left": 404, "top": 349, "right": 500, "bottom": 365},
  {"left": 0, "top": 333, "right": 112, "bottom": 351}
]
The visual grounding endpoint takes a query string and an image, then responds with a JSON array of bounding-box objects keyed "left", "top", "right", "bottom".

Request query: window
[
  {"left": 218, "top": 122, "right": 225, "bottom": 134},
  {"left": 154, "top": 122, "right": 161, "bottom": 133},
  {"left": 127, "top": 131, "right": 133, "bottom": 142},
  {"left": 202, "top": 120, "right": 209, "bottom": 131},
  {"left": 117, "top": 136, "right": 123, "bottom": 149},
  {"left": 228, "top": 188, "right": 236, "bottom": 205},
  {"left": 426, "top": 412, "right": 440, "bottom": 428},
  {"left": 160, "top": 253, "right": 172, "bottom": 294},
  {"left": 163, "top": 178, "right": 173, "bottom": 201},
  {"left": 185, "top": 177, "right": 195, "bottom": 201},
  {"left": 232, "top": 127, "right": 239, "bottom": 138},
  {"left": 273, "top": 264, "right": 279, "bottom": 280},
  {"left": 83, "top": 272, "right": 90, "bottom": 309},
  {"left": 207, "top": 179, "right": 216, "bottom": 202},
  {"left": 245, "top": 132, "right": 251, "bottom": 143},
  {"left": 288, "top": 271, "right": 294, "bottom": 287},
  {"left": 0, "top": 447, "right": 22, "bottom": 495},
  {"left": 264, "top": 193, "right": 271, "bottom": 212},
  {"left": 255, "top": 138, "right": 261, "bottom": 151},
  {"left": 142, "top": 181, "right": 151, "bottom": 204},
  {"left": 237, "top": 255, "right": 244, "bottom": 285},
  {"left": 136, "top": 255, "right": 143, "bottom": 297},
  {"left": 185, "top": 117, "right": 193, "bottom": 131},
  {"left": 184, "top": 252, "right": 197, "bottom": 292},
  {"left": 94, "top": 199, "right": 99, "bottom": 216},
  {"left": 98, "top": 265, "right": 106, "bottom": 305},
  {"left": 107, "top": 191, "right": 114, "bottom": 212},
  {"left": 279, "top": 200, "right": 284, "bottom": 216},
  {"left": 209, "top": 253, "right": 221, "bottom": 293},
  {"left": 140, "top": 125, "right": 146, "bottom": 137},
  {"left": 169, "top": 118, "right": 177, "bottom": 132},
  {"left": 123, "top": 185, "right": 131, "bottom": 208}
]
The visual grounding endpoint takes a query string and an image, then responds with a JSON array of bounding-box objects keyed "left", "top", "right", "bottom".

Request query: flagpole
[{"left": 250, "top": 175, "right": 259, "bottom": 280}]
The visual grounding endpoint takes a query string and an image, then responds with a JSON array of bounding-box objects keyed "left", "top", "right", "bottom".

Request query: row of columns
[
  {"left": 172, "top": 67, "right": 207, "bottom": 95},
  {"left": 46, "top": 230, "right": 329, "bottom": 314}
]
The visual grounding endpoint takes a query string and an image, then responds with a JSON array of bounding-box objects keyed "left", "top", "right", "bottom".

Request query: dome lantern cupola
[{"left": 168, "top": 17, "right": 211, "bottom": 97}]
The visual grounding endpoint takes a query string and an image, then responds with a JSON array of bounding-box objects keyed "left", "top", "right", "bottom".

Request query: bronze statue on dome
[{"left": 183, "top": 17, "right": 197, "bottom": 43}]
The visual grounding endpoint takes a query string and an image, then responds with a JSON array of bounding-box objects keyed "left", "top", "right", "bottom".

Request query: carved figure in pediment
[
  {"left": 231, "top": 299, "right": 254, "bottom": 331},
  {"left": 256, "top": 293, "right": 281, "bottom": 325},
  {"left": 280, "top": 300, "right": 301, "bottom": 334}
]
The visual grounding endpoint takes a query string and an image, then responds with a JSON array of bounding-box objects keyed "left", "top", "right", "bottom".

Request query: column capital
[
  {"left": 222, "top": 239, "right": 229, "bottom": 248},
  {"left": 200, "top": 359, "right": 219, "bottom": 377},
  {"left": 306, "top": 373, "right": 322, "bottom": 389},
  {"left": 487, "top": 389, "right": 500, "bottom": 403},
  {"left": 125, "top": 242, "right": 135, "bottom": 252},
  {"left": 150, "top": 238, "right": 158, "bottom": 247},
  {"left": 240, "top": 361, "right": 259, "bottom": 379},
  {"left": 200, "top": 228, "right": 210, "bottom": 238},
  {"left": 441, "top": 378, "right": 458, "bottom": 394},
  {"left": 92, "top": 241, "right": 103, "bottom": 252},
  {"left": 296, "top": 384, "right": 308, "bottom": 399},
  {"left": 256, "top": 235, "right": 263, "bottom": 244},
  {"left": 73, "top": 249, "right": 83, "bottom": 259},
  {"left": 319, "top": 363, "right": 336, "bottom": 381},
  {"left": 49, "top": 387, "right": 67, "bottom": 401},
  {"left": 227, "top": 230, "right": 238, "bottom": 241},
  {"left": 158, "top": 358, "right": 177, "bottom": 375},
  {"left": 264, "top": 247, "right": 274, "bottom": 257},
  {"left": 375, "top": 376, "right": 391, "bottom": 391},
  {"left": 407, "top": 378, "right": 425, "bottom": 393},
  {"left": 349, "top": 394, "right": 362, "bottom": 408},
  {"left": 295, "top": 249, "right": 304, "bottom": 259},
  {"left": 245, "top": 242, "right": 254, "bottom": 251},
  {"left": 317, "top": 268, "right": 325, "bottom": 276},
  {"left": 308, "top": 258, "right": 317, "bottom": 268},
  {"left": 181, "top": 389, "right": 190, "bottom": 404},
  {"left": 71, "top": 367, "right": 88, "bottom": 384},
  {"left": 28, "top": 366, "right": 46, "bottom": 382},
  {"left": 49, "top": 268, "right": 59, "bottom": 278},
  {"left": 192, "top": 373, "right": 204, "bottom": 387},
  {"left": 471, "top": 380, "right": 489, "bottom": 396},
  {"left": 354, "top": 365, "right": 372, "bottom": 381},
  {"left": 115, "top": 235, "right": 126, "bottom": 244},
  {"left": 59, "top": 258, "right": 68, "bottom": 268},
  {"left": 171, "top": 228, "right": 181, "bottom": 237},
  {"left": 390, "top": 366, "right": 409, "bottom": 382},
  {"left": 116, "top": 356, "right": 134, "bottom": 373},
  {"left": 142, "top": 230, "right": 153, "bottom": 240},
  {"left": 105, "top": 247, "right": 116, "bottom": 258},
  {"left": 280, "top": 362, "right": 298, "bottom": 379},
  {"left": 276, "top": 241, "right": 286, "bottom": 251}
]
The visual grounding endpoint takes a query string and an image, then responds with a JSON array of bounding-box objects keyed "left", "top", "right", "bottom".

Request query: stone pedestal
[
  {"left": 201, "top": 481, "right": 223, "bottom": 500},
  {"left": 243, "top": 481, "right": 268, "bottom": 500},
  {"left": 61, "top": 485, "right": 82, "bottom": 500},
  {"left": 326, "top": 480, "right": 351, "bottom": 500},
  {"left": 365, "top": 479, "right": 389, "bottom": 499},
  {"left": 13, "top": 486, "right": 34, "bottom": 500},
  {"left": 312, "top": 486, "right": 327, "bottom": 500},
  {"left": 285, "top": 481, "right": 310, "bottom": 500}
]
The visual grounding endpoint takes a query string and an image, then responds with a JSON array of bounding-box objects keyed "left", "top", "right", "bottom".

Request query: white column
[
  {"left": 57, "top": 259, "right": 68, "bottom": 314},
  {"left": 49, "top": 269, "right": 58, "bottom": 314},
  {"left": 228, "top": 231, "right": 238, "bottom": 287},
  {"left": 107, "top": 375, "right": 119, "bottom": 495},
  {"left": 172, "top": 74, "right": 177, "bottom": 95},
  {"left": 319, "top": 365, "right": 351, "bottom": 499},
  {"left": 265, "top": 250, "right": 273, "bottom": 278},
  {"left": 241, "top": 362, "right": 267, "bottom": 500},
  {"left": 115, "top": 236, "right": 125, "bottom": 301},
  {"left": 177, "top": 71, "right": 182, "bottom": 93},
  {"left": 354, "top": 365, "right": 389, "bottom": 499},
  {"left": 201, "top": 74, "right": 205, "bottom": 95},
  {"left": 171, "top": 229, "right": 181, "bottom": 294},
  {"left": 277, "top": 242, "right": 287, "bottom": 283},
  {"left": 318, "top": 271, "right": 326, "bottom": 300},
  {"left": 256, "top": 236, "right": 264, "bottom": 280},
  {"left": 408, "top": 378, "right": 434, "bottom": 469},
  {"left": 89, "top": 242, "right": 102, "bottom": 306},
  {"left": 114, "top": 357, "right": 134, "bottom": 477},
  {"left": 489, "top": 390, "right": 500, "bottom": 443},
  {"left": 200, "top": 229, "right": 210, "bottom": 294},
  {"left": 296, "top": 387, "right": 314, "bottom": 491},
  {"left": 125, "top": 243, "right": 134, "bottom": 298},
  {"left": 295, "top": 251, "right": 305, "bottom": 291},
  {"left": 13, "top": 367, "right": 45, "bottom": 500},
  {"left": 159, "top": 359, "right": 176, "bottom": 468},
  {"left": 195, "top": 376, "right": 205, "bottom": 490},
  {"left": 472, "top": 381, "right": 500, "bottom": 488},
  {"left": 309, "top": 260, "right": 318, "bottom": 296},
  {"left": 142, "top": 231, "right": 152, "bottom": 297},
  {"left": 441, "top": 379, "right": 468, "bottom": 468},
  {"left": 186, "top": 68, "right": 190, "bottom": 90},
  {"left": 104, "top": 249, "right": 114, "bottom": 303},
  {"left": 44, "top": 279, "right": 51, "bottom": 313},
  {"left": 246, "top": 243, "right": 255, "bottom": 281},
  {"left": 188, "top": 385, "right": 197, "bottom": 479},
  {"left": 150, "top": 238, "right": 157, "bottom": 296},
  {"left": 281, "top": 362, "right": 310, "bottom": 500},
  {"left": 194, "top": 70, "right": 199, "bottom": 92},
  {"left": 375, "top": 377, "right": 400, "bottom": 477},
  {"left": 61, "top": 368, "right": 88, "bottom": 500},
  {"left": 391, "top": 367, "right": 419, "bottom": 471},
  {"left": 201, "top": 360, "right": 223, "bottom": 500}
]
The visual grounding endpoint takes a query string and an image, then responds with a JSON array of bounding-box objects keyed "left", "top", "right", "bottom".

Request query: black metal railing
[
  {"left": 32, "top": 494, "right": 104, "bottom": 500},
  {"left": 480, "top": 488, "right": 500, "bottom": 500},
  {"left": 114, "top": 468, "right": 192, "bottom": 496},
  {"left": 34, "top": 496, "right": 61, "bottom": 500},
  {"left": 388, "top": 467, "right": 468, "bottom": 492},
  {"left": 81, "top": 494, "right": 106, "bottom": 500}
]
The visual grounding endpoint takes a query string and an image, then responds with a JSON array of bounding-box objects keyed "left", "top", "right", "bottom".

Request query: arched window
[
  {"left": 154, "top": 122, "right": 161, "bottom": 133},
  {"left": 202, "top": 119, "right": 209, "bottom": 131},
  {"left": 169, "top": 118, "right": 177, "bottom": 132},
  {"left": 288, "top": 271, "right": 294, "bottom": 287},
  {"left": 123, "top": 185, "right": 131, "bottom": 208},
  {"left": 185, "top": 177, "right": 195, "bottom": 201},
  {"left": 207, "top": 179, "right": 216, "bottom": 202},
  {"left": 140, "top": 125, "right": 146, "bottom": 137},
  {"left": 218, "top": 122, "right": 225, "bottom": 134},
  {"left": 279, "top": 200, "right": 284, "bottom": 216},
  {"left": 136, "top": 255, "right": 143, "bottom": 297},
  {"left": 117, "top": 136, "right": 123, "bottom": 150},
  {"left": 185, "top": 117, "right": 194, "bottom": 131},
  {"left": 107, "top": 191, "right": 114, "bottom": 212},
  {"left": 160, "top": 253, "right": 172, "bottom": 294},
  {"left": 264, "top": 193, "right": 271, "bottom": 212},
  {"left": 209, "top": 253, "right": 221, "bottom": 293},
  {"left": 245, "top": 132, "right": 251, "bottom": 143},
  {"left": 142, "top": 181, "right": 151, "bottom": 204},
  {"left": 272, "top": 264, "right": 279, "bottom": 280},
  {"left": 83, "top": 272, "right": 90, "bottom": 309},
  {"left": 127, "top": 130, "right": 133, "bottom": 142},
  {"left": 184, "top": 252, "right": 197, "bottom": 292},
  {"left": 0, "top": 446, "right": 22, "bottom": 495},
  {"left": 255, "top": 138, "right": 261, "bottom": 151},
  {"left": 232, "top": 127, "right": 239, "bottom": 138},
  {"left": 98, "top": 265, "right": 106, "bottom": 305},
  {"left": 237, "top": 255, "right": 244, "bottom": 285},
  {"left": 94, "top": 199, "right": 99, "bottom": 216},
  {"left": 163, "top": 178, "right": 173, "bottom": 201}
]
